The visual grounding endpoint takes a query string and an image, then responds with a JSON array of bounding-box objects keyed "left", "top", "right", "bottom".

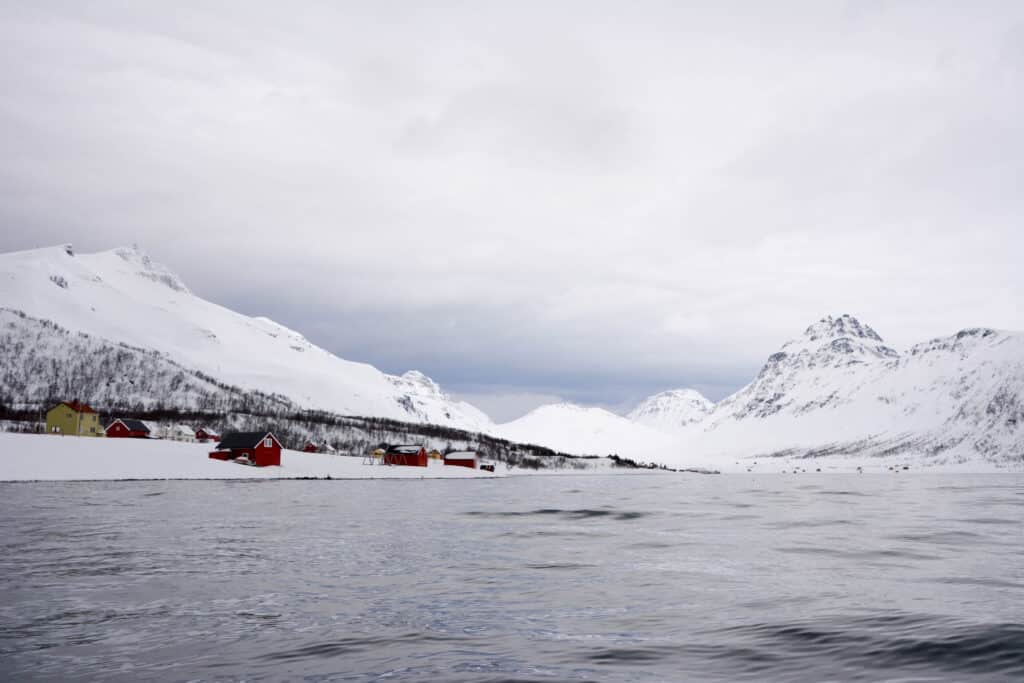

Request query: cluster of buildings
[
  {"left": 369, "top": 444, "right": 490, "bottom": 471},
  {"left": 45, "top": 401, "right": 220, "bottom": 443},
  {"left": 41, "top": 400, "right": 490, "bottom": 471}
]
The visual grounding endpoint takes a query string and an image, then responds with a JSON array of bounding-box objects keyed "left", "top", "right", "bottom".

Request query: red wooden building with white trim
[
  {"left": 105, "top": 418, "right": 152, "bottom": 439},
  {"left": 383, "top": 444, "right": 428, "bottom": 467},
  {"left": 209, "top": 432, "right": 282, "bottom": 467},
  {"left": 443, "top": 451, "right": 479, "bottom": 469}
]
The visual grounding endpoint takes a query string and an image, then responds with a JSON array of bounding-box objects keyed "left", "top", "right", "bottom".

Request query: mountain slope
[
  {"left": 495, "top": 402, "right": 672, "bottom": 457},
  {"left": 627, "top": 389, "right": 714, "bottom": 433},
  {"left": 0, "top": 245, "right": 491, "bottom": 430},
  {"left": 672, "top": 315, "right": 1024, "bottom": 469}
]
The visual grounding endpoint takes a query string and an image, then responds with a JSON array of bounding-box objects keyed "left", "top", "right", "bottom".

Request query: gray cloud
[{"left": 2, "top": 1, "right": 1023, "bottom": 420}]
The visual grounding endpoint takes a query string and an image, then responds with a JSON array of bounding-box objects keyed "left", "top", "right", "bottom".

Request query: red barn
[
  {"left": 209, "top": 432, "right": 282, "bottom": 467},
  {"left": 383, "top": 444, "right": 428, "bottom": 467},
  {"left": 195, "top": 427, "right": 220, "bottom": 443},
  {"left": 105, "top": 418, "right": 152, "bottom": 439},
  {"left": 303, "top": 440, "right": 320, "bottom": 453},
  {"left": 443, "top": 451, "right": 479, "bottom": 469}
]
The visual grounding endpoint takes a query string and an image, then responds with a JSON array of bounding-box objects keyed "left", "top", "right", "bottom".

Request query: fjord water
[{"left": 1, "top": 475, "right": 1022, "bottom": 682}]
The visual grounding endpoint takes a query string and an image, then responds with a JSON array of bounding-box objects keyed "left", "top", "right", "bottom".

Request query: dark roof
[
  {"left": 386, "top": 444, "right": 424, "bottom": 455},
  {"left": 216, "top": 432, "right": 276, "bottom": 450},
  {"left": 115, "top": 419, "right": 150, "bottom": 433},
  {"left": 56, "top": 400, "right": 96, "bottom": 414}
]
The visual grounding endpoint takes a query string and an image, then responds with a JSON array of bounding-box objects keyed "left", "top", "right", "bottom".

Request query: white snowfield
[
  {"left": 495, "top": 402, "right": 675, "bottom": 457},
  {"left": 0, "top": 433, "right": 498, "bottom": 481}
]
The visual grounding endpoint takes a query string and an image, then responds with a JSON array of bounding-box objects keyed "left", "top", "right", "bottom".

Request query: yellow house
[
  {"left": 428, "top": 449, "right": 444, "bottom": 460},
  {"left": 45, "top": 401, "right": 104, "bottom": 437}
]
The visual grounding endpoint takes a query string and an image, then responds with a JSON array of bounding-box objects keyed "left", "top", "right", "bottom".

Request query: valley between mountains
[{"left": 1, "top": 244, "right": 1021, "bottom": 472}]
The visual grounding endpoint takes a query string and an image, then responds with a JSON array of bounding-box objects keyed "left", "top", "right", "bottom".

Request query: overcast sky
[{"left": 2, "top": 2, "right": 1023, "bottom": 420}]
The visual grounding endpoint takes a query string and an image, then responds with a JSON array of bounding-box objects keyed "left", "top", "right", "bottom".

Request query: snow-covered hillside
[
  {"left": 0, "top": 245, "right": 491, "bottom": 430},
  {"left": 627, "top": 389, "right": 714, "bottom": 433},
  {"left": 671, "top": 315, "right": 1024, "bottom": 470},
  {"left": 496, "top": 402, "right": 673, "bottom": 457}
]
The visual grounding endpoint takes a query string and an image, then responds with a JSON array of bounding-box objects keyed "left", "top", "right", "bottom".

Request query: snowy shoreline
[
  {"left": 0, "top": 433, "right": 502, "bottom": 482},
  {"left": 0, "top": 432, "right": 664, "bottom": 482}
]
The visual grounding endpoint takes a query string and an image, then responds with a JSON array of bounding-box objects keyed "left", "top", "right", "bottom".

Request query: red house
[
  {"left": 443, "top": 451, "right": 479, "bottom": 469},
  {"left": 209, "top": 432, "right": 282, "bottom": 467},
  {"left": 106, "top": 418, "right": 152, "bottom": 439},
  {"left": 303, "top": 440, "right": 320, "bottom": 453},
  {"left": 195, "top": 427, "right": 220, "bottom": 443},
  {"left": 383, "top": 444, "right": 428, "bottom": 467}
]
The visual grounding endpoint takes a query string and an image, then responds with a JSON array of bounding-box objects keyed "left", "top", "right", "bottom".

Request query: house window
[{"left": 264, "top": 437, "right": 273, "bottom": 448}]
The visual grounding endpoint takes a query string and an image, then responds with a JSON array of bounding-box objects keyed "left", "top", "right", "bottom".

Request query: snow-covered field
[{"left": 0, "top": 433, "right": 499, "bottom": 481}]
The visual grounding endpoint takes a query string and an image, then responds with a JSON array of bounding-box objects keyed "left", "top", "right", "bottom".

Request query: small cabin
[
  {"left": 303, "top": 440, "right": 320, "bottom": 453},
  {"left": 383, "top": 444, "right": 428, "bottom": 467},
  {"left": 443, "top": 451, "right": 479, "bottom": 469},
  {"left": 45, "top": 400, "right": 103, "bottom": 437},
  {"left": 161, "top": 424, "right": 196, "bottom": 442},
  {"left": 195, "top": 427, "right": 221, "bottom": 443},
  {"left": 428, "top": 449, "right": 443, "bottom": 460},
  {"left": 105, "top": 418, "right": 152, "bottom": 439},
  {"left": 209, "top": 432, "right": 282, "bottom": 467}
]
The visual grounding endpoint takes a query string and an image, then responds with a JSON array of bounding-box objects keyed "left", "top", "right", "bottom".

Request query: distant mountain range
[{"left": 1, "top": 245, "right": 1021, "bottom": 470}]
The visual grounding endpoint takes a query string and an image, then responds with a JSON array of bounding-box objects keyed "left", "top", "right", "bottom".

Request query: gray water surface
[{"left": 1, "top": 474, "right": 1023, "bottom": 681}]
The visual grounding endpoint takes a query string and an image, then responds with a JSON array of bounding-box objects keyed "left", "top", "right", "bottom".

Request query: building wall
[
  {"left": 208, "top": 442, "right": 281, "bottom": 467},
  {"left": 254, "top": 442, "right": 281, "bottom": 467},
  {"left": 444, "top": 457, "right": 477, "bottom": 469},
  {"left": 384, "top": 450, "right": 428, "bottom": 467},
  {"left": 106, "top": 422, "right": 148, "bottom": 438},
  {"left": 45, "top": 404, "right": 103, "bottom": 437}
]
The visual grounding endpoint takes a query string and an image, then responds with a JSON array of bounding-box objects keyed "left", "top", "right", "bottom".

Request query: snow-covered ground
[{"left": 0, "top": 433, "right": 499, "bottom": 481}]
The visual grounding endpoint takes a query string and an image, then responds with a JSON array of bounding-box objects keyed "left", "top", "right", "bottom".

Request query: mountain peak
[
  {"left": 803, "top": 314, "right": 884, "bottom": 343},
  {"left": 628, "top": 388, "right": 714, "bottom": 432}
]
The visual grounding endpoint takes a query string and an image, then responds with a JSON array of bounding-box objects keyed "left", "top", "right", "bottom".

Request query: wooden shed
[
  {"left": 105, "top": 418, "right": 152, "bottom": 439},
  {"left": 383, "top": 444, "right": 428, "bottom": 467},
  {"left": 443, "top": 451, "right": 479, "bottom": 469},
  {"left": 195, "top": 427, "right": 220, "bottom": 443},
  {"left": 209, "top": 432, "right": 282, "bottom": 467}
]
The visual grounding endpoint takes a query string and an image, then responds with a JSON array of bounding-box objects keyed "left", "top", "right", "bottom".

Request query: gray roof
[
  {"left": 114, "top": 418, "right": 151, "bottom": 433},
  {"left": 216, "top": 432, "right": 276, "bottom": 450}
]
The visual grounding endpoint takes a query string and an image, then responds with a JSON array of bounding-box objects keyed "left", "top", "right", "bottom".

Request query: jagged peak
[
  {"left": 802, "top": 314, "right": 884, "bottom": 343},
  {"left": 775, "top": 314, "right": 899, "bottom": 363},
  {"left": 389, "top": 369, "right": 444, "bottom": 396},
  {"left": 909, "top": 327, "right": 1006, "bottom": 356}
]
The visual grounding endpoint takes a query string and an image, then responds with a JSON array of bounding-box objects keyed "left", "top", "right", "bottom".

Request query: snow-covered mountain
[
  {"left": 671, "top": 314, "right": 1024, "bottom": 470},
  {"left": 627, "top": 388, "right": 714, "bottom": 433},
  {"left": 495, "top": 402, "right": 672, "bottom": 457},
  {"left": 2, "top": 245, "right": 1020, "bottom": 471},
  {"left": 0, "top": 245, "right": 491, "bottom": 430}
]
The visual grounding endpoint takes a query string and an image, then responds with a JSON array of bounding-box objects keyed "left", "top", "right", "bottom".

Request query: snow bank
[{"left": 0, "top": 433, "right": 498, "bottom": 481}]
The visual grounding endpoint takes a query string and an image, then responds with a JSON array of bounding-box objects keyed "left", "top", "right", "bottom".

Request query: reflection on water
[{"left": 1, "top": 474, "right": 1023, "bottom": 681}]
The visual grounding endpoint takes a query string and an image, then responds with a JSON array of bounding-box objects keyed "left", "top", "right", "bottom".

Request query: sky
[{"left": 2, "top": 1, "right": 1023, "bottom": 421}]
